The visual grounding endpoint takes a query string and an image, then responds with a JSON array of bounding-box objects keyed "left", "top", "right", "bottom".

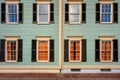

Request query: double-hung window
[
  {"left": 96, "top": 1, "right": 118, "bottom": 23},
  {"left": 37, "top": 4, "right": 50, "bottom": 23},
  {"left": 64, "top": 37, "right": 87, "bottom": 62},
  {"left": 95, "top": 37, "right": 118, "bottom": 62},
  {"left": 69, "top": 4, "right": 81, "bottom": 24},
  {"left": 6, "top": 3, "right": 18, "bottom": 23},
  {"left": 32, "top": 37, "right": 54, "bottom": 62},
  {"left": 0, "top": 37, "right": 23, "bottom": 62},
  {"left": 1, "top": 1, "right": 23, "bottom": 24},
  {"left": 100, "top": 4, "right": 113, "bottom": 23},
  {"left": 33, "top": 1, "right": 54, "bottom": 24},
  {"left": 65, "top": 1, "right": 86, "bottom": 24}
]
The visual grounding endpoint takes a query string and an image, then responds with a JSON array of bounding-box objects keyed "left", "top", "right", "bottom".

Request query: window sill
[
  {"left": 69, "top": 61, "right": 81, "bottom": 62},
  {"left": 100, "top": 61, "right": 113, "bottom": 63},
  {"left": 5, "top": 22, "right": 20, "bottom": 25},
  {"left": 37, "top": 60, "right": 49, "bottom": 62},
  {"left": 5, "top": 61, "right": 18, "bottom": 63},
  {"left": 68, "top": 22, "right": 82, "bottom": 25}
]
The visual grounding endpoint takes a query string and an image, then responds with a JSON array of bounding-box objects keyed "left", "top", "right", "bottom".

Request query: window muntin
[
  {"left": 37, "top": 4, "right": 50, "bottom": 23},
  {"left": 6, "top": 3, "right": 18, "bottom": 23},
  {"left": 100, "top": 40, "right": 113, "bottom": 62},
  {"left": 37, "top": 40, "right": 49, "bottom": 61},
  {"left": 100, "top": 4, "right": 113, "bottom": 23},
  {"left": 69, "top": 40, "right": 81, "bottom": 62},
  {"left": 6, "top": 40, "right": 17, "bottom": 61},
  {"left": 69, "top": 4, "right": 81, "bottom": 23}
]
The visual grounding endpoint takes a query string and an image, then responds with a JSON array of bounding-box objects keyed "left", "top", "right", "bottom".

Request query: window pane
[
  {"left": 70, "top": 15, "right": 80, "bottom": 22},
  {"left": 70, "top": 41, "right": 80, "bottom": 61},
  {"left": 7, "top": 4, "right": 18, "bottom": 23},
  {"left": 70, "top": 4, "right": 80, "bottom": 13},
  {"left": 7, "top": 41, "right": 17, "bottom": 61},
  {"left": 38, "top": 41, "right": 48, "bottom": 61},
  {"left": 39, "top": 4, "right": 48, "bottom": 14},
  {"left": 8, "top": 4, "right": 17, "bottom": 13},
  {"left": 101, "top": 4, "right": 112, "bottom": 22},
  {"left": 39, "top": 15, "right": 48, "bottom": 22},
  {"left": 8, "top": 14, "right": 17, "bottom": 22}
]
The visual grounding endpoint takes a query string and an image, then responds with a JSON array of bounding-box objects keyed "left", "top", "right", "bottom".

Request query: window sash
[
  {"left": 6, "top": 3, "right": 18, "bottom": 23},
  {"left": 100, "top": 40, "right": 113, "bottom": 62},
  {"left": 69, "top": 40, "right": 81, "bottom": 62},
  {"left": 37, "top": 40, "right": 49, "bottom": 62},
  {"left": 100, "top": 3, "right": 113, "bottom": 23},
  {"left": 37, "top": 4, "right": 50, "bottom": 23},
  {"left": 69, "top": 4, "right": 81, "bottom": 24},
  {"left": 6, "top": 40, "right": 17, "bottom": 62}
]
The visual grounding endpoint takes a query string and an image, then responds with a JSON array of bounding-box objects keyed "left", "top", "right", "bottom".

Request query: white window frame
[
  {"left": 36, "top": 37, "right": 50, "bottom": 62},
  {"left": 37, "top": 2, "right": 50, "bottom": 24},
  {"left": 6, "top": 2, "right": 19, "bottom": 24},
  {"left": 100, "top": 2, "right": 113, "bottom": 23},
  {"left": 99, "top": 37, "right": 114, "bottom": 62},
  {"left": 68, "top": 2, "right": 82, "bottom": 24},
  {"left": 5, "top": 37, "right": 19, "bottom": 62},
  {"left": 68, "top": 37, "right": 82, "bottom": 62}
]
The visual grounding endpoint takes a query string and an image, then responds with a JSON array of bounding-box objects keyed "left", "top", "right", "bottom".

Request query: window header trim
[
  {"left": 68, "top": 0, "right": 83, "bottom": 2},
  {"left": 99, "top": 0, "right": 114, "bottom": 3},
  {"left": 5, "top": 0, "right": 20, "bottom": 3}
]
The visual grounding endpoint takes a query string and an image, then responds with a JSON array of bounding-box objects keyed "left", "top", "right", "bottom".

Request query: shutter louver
[
  {"left": 82, "top": 3, "right": 86, "bottom": 23},
  {"left": 95, "top": 39, "right": 100, "bottom": 62},
  {"left": 64, "top": 40, "right": 69, "bottom": 62},
  {"left": 50, "top": 3, "right": 54, "bottom": 23},
  {"left": 113, "top": 39, "right": 118, "bottom": 62},
  {"left": 33, "top": 3, "right": 37, "bottom": 23},
  {"left": 96, "top": 3, "right": 100, "bottom": 23},
  {"left": 1, "top": 3, "right": 6, "bottom": 23},
  {"left": 113, "top": 3, "right": 118, "bottom": 23},
  {"left": 32, "top": 40, "right": 37, "bottom": 62},
  {"left": 65, "top": 4, "right": 69, "bottom": 23},
  {"left": 50, "top": 39, "right": 54, "bottom": 62},
  {"left": 18, "top": 39, "right": 23, "bottom": 62},
  {"left": 19, "top": 3, "right": 23, "bottom": 23},
  {"left": 82, "top": 39, "right": 87, "bottom": 62},
  {"left": 0, "top": 39, "right": 5, "bottom": 62}
]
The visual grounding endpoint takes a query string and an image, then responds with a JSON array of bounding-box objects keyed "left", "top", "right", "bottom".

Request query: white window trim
[
  {"left": 6, "top": 2, "right": 19, "bottom": 24},
  {"left": 68, "top": 37, "right": 82, "bottom": 62},
  {"left": 37, "top": 3, "right": 50, "bottom": 24},
  {"left": 5, "top": 37, "right": 19, "bottom": 62},
  {"left": 69, "top": 3, "right": 82, "bottom": 24},
  {"left": 36, "top": 37, "right": 50, "bottom": 62},
  {"left": 100, "top": 3, "right": 113, "bottom": 23},
  {"left": 99, "top": 37, "right": 113, "bottom": 62}
]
